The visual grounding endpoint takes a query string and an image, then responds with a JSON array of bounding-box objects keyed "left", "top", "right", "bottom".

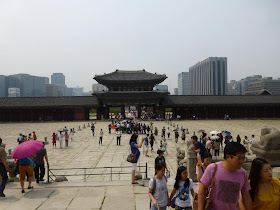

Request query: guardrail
[{"left": 47, "top": 162, "right": 148, "bottom": 182}]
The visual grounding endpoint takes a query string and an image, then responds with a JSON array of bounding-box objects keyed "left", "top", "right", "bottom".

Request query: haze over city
[{"left": 0, "top": 0, "right": 279, "bottom": 92}]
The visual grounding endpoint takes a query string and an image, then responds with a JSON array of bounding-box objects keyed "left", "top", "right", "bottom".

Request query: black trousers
[
  {"left": 117, "top": 136, "right": 121, "bottom": 145},
  {"left": 99, "top": 137, "right": 103, "bottom": 144},
  {"left": 0, "top": 163, "right": 8, "bottom": 194},
  {"left": 34, "top": 164, "right": 45, "bottom": 182},
  {"left": 215, "top": 150, "right": 219, "bottom": 156}
]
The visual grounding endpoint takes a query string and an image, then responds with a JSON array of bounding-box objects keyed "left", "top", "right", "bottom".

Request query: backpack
[{"left": 150, "top": 175, "right": 167, "bottom": 209}]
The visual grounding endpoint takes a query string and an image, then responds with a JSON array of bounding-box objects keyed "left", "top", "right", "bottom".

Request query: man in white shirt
[
  {"left": 116, "top": 129, "right": 122, "bottom": 146},
  {"left": 58, "top": 132, "right": 64, "bottom": 149}
]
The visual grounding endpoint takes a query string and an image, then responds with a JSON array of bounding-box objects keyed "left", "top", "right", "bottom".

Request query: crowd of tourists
[
  {"left": 126, "top": 125, "right": 279, "bottom": 210},
  {"left": 17, "top": 131, "right": 37, "bottom": 144},
  {"left": 0, "top": 138, "right": 49, "bottom": 197}
]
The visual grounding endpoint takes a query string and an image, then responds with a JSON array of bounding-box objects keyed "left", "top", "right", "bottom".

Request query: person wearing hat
[
  {"left": 155, "top": 149, "right": 168, "bottom": 173},
  {"left": 0, "top": 138, "right": 9, "bottom": 197}
]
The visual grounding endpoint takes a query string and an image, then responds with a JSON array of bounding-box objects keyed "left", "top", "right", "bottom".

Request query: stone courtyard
[{"left": 0, "top": 119, "right": 280, "bottom": 209}]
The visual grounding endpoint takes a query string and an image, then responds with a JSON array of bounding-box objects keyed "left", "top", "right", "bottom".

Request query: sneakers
[
  {"left": 0, "top": 193, "right": 5, "bottom": 197},
  {"left": 21, "top": 189, "right": 25, "bottom": 193},
  {"left": 28, "top": 186, "right": 33, "bottom": 189}
]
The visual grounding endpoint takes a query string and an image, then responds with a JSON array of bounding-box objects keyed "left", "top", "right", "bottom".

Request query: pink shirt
[
  {"left": 200, "top": 161, "right": 250, "bottom": 210},
  {"left": 196, "top": 165, "right": 206, "bottom": 192}
]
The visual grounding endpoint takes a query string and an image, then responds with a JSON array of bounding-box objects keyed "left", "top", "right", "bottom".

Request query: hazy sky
[{"left": 0, "top": 0, "right": 279, "bottom": 92}]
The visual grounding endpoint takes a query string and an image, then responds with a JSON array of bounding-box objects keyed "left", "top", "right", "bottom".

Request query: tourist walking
[
  {"left": 130, "top": 134, "right": 144, "bottom": 184},
  {"left": 99, "top": 129, "right": 104, "bottom": 145},
  {"left": 162, "top": 139, "right": 168, "bottom": 155},
  {"left": 19, "top": 155, "right": 36, "bottom": 193},
  {"left": 116, "top": 128, "right": 122, "bottom": 146},
  {"left": 0, "top": 138, "right": 8, "bottom": 197},
  {"left": 108, "top": 124, "right": 111, "bottom": 134},
  {"left": 191, "top": 135, "right": 207, "bottom": 159},
  {"left": 150, "top": 133, "right": 155, "bottom": 152},
  {"left": 198, "top": 142, "right": 252, "bottom": 210},
  {"left": 65, "top": 132, "right": 69, "bottom": 147},
  {"left": 243, "top": 136, "right": 250, "bottom": 152},
  {"left": 196, "top": 152, "right": 212, "bottom": 192},
  {"left": 161, "top": 127, "right": 166, "bottom": 140},
  {"left": 213, "top": 139, "right": 220, "bottom": 156},
  {"left": 175, "top": 130, "right": 179, "bottom": 143},
  {"left": 148, "top": 163, "right": 169, "bottom": 210},
  {"left": 206, "top": 138, "right": 212, "bottom": 154},
  {"left": 155, "top": 149, "right": 168, "bottom": 172},
  {"left": 251, "top": 134, "right": 256, "bottom": 144},
  {"left": 167, "top": 127, "right": 171, "bottom": 139},
  {"left": 219, "top": 133, "right": 223, "bottom": 150},
  {"left": 33, "top": 131, "right": 37, "bottom": 140},
  {"left": 236, "top": 135, "right": 241, "bottom": 143},
  {"left": 34, "top": 143, "right": 49, "bottom": 183},
  {"left": 70, "top": 129, "right": 74, "bottom": 141},
  {"left": 154, "top": 127, "right": 158, "bottom": 138},
  {"left": 144, "top": 134, "right": 149, "bottom": 157},
  {"left": 169, "top": 166, "right": 195, "bottom": 210},
  {"left": 17, "top": 133, "right": 23, "bottom": 144},
  {"left": 51, "top": 133, "right": 56, "bottom": 148},
  {"left": 150, "top": 124, "right": 154, "bottom": 134},
  {"left": 58, "top": 131, "right": 63, "bottom": 149},
  {"left": 181, "top": 130, "right": 186, "bottom": 142},
  {"left": 239, "top": 158, "right": 280, "bottom": 210},
  {"left": 91, "top": 124, "right": 95, "bottom": 137}
]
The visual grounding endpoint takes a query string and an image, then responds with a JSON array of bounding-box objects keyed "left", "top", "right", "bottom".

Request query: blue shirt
[
  {"left": 19, "top": 157, "right": 33, "bottom": 165},
  {"left": 144, "top": 137, "right": 149, "bottom": 146},
  {"left": 130, "top": 142, "right": 140, "bottom": 163}
]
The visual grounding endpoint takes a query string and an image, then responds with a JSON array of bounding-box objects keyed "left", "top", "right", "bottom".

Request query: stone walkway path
[{"left": 0, "top": 120, "right": 218, "bottom": 209}]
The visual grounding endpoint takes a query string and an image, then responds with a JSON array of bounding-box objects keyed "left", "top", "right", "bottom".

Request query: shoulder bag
[
  {"left": 193, "top": 163, "right": 217, "bottom": 210},
  {"left": 127, "top": 146, "right": 138, "bottom": 163}
]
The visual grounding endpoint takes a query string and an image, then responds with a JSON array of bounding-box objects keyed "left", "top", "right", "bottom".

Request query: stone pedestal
[
  {"left": 83, "top": 124, "right": 86, "bottom": 129},
  {"left": 44, "top": 137, "right": 49, "bottom": 145},
  {"left": 251, "top": 126, "right": 280, "bottom": 166},
  {"left": 187, "top": 147, "right": 198, "bottom": 182},
  {"left": 78, "top": 126, "right": 81, "bottom": 131}
]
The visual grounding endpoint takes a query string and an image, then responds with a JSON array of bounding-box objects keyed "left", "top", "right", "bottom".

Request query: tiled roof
[
  {"left": 163, "top": 95, "right": 280, "bottom": 105},
  {"left": 94, "top": 70, "right": 167, "bottom": 82},
  {"left": 0, "top": 96, "right": 99, "bottom": 108}
]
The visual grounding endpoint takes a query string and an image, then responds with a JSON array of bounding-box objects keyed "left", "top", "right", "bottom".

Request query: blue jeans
[
  {"left": 0, "top": 163, "right": 8, "bottom": 194},
  {"left": 151, "top": 206, "right": 167, "bottom": 210}
]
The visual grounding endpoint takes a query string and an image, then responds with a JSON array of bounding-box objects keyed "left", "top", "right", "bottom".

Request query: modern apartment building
[
  {"left": 246, "top": 77, "right": 280, "bottom": 95},
  {"left": 178, "top": 72, "right": 190, "bottom": 95},
  {"left": 189, "top": 57, "right": 227, "bottom": 95}
]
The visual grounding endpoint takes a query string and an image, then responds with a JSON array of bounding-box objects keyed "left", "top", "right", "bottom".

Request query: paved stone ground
[{"left": 0, "top": 119, "right": 269, "bottom": 209}]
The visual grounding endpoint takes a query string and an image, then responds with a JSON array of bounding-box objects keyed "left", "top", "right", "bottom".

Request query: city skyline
[{"left": 0, "top": 1, "right": 279, "bottom": 92}]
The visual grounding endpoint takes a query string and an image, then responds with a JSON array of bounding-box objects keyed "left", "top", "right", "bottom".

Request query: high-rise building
[
  {"left": 33, "top": 76, "right": 49, "bottom": 97},
  {"left": 51, "top": 73, "right": 65, "bottom": 86},
  {"left": 245, "top": 77, "right": 280, "bottom": 95},
  {"left": 10, "top": 74, "right": 34, "bottom": 97},
  {"left": 174, "top": 88, "right": 178, "bottom": 95},
  {"left": 189, "top": 57, "right": 227, "bottom": 95},
  {"left": 92, "top": 84, "right": 108, "bottom": 92},
  {"left": 51, "top": 73, "right": 66, "bottom": 96},
  {"left": 46, "top": 84, "right": 59, "bottom": 97},
  {"left": 0, "top": 75, "right": 5, "bottom": 97},
  {"left": 73, "top": 87, "right": 84, "bottom": 96},
  {"left": 228, "top": 80, "right": 241, "bottom": 95},
  {"left": 178, "top": 72, "right": 190, "bottom": 95},
  {"left": 239, "top": 75, "right": 262, "bottom": 95},
  {"left": 8, "top": 74, "right": 49, "bottom": 97},
  {"left": 154, "top": 85, "right": 168, "bottom": 91}
]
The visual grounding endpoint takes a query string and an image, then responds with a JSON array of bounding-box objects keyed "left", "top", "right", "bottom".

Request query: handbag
[
  {"left": 127, "top": 148, "right": 138, "bottom": 163},
  {"left": 204, "top": 163, "right": 218, "bottom": 210}
]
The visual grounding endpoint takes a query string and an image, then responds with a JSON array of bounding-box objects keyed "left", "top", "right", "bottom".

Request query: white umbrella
[
  {"left": 210, "top": 131, "right": 218, "bottom": 135},
  {"left": 211, "top": 136, "right": 219, "bottom": 140}
]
